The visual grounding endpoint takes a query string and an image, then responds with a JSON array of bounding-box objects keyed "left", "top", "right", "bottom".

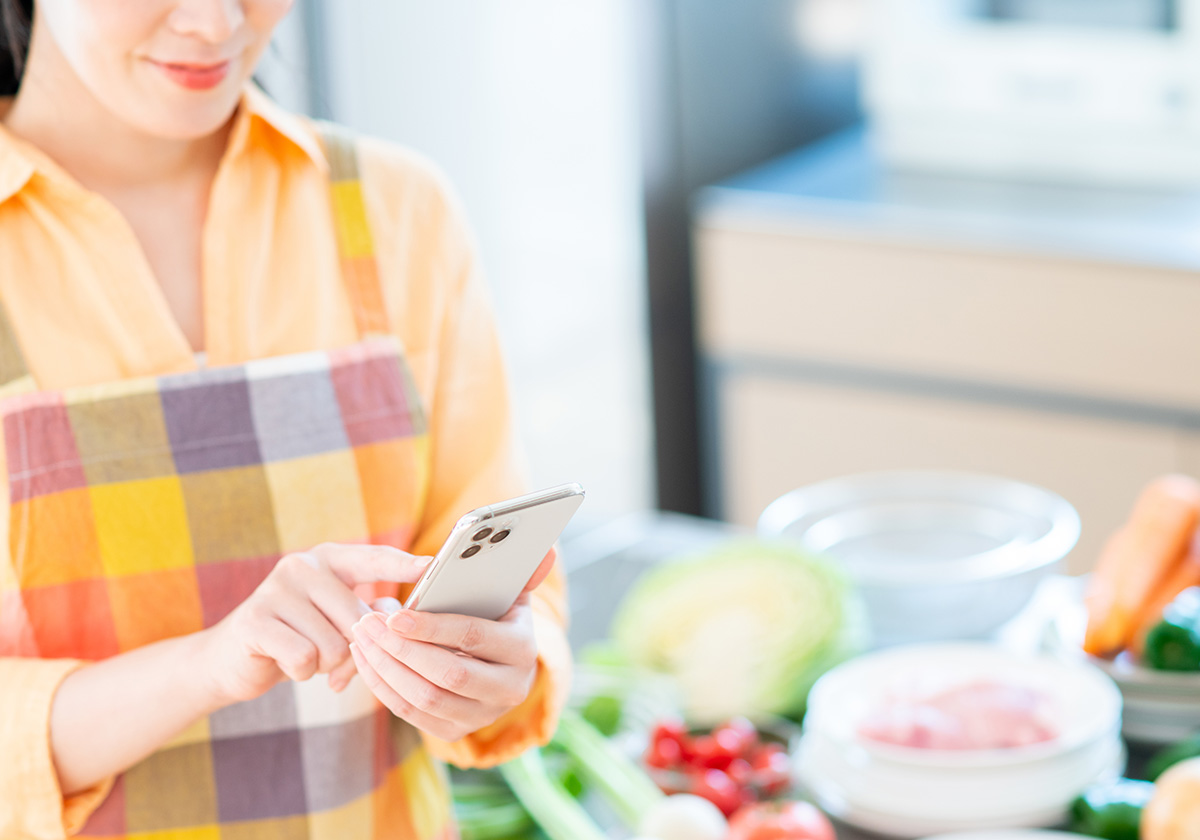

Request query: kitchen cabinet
[{"left": 694, "top": 127, "right": 1200, "bottom": 573}]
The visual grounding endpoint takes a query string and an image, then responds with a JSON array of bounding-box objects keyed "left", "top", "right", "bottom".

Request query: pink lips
[{"left": 150, "top": 59, "right": 232, "bottom": 91}]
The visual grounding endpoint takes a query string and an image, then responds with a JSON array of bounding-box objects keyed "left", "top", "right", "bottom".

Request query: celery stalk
[
  {"left": 551, "top": 709, "right": 665, "bottom": 828},
  {"left": 456, "top": 799, "right": 536, "bottom": 840},
  {"left": 499, "top": 750, "right": 608, "bottom": 840}
]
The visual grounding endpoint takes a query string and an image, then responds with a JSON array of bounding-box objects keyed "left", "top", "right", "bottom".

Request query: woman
[{"left": 0, "top": 2, "right": 570, "bottom": 839}]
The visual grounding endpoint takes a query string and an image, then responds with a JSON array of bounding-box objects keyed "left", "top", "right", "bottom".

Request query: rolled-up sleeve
[
  {"left": 0, "top": 658, "right": 112, "bottom": 839},
  {"left": 367, "top": 146, "right": 572, "bottom": 767}
]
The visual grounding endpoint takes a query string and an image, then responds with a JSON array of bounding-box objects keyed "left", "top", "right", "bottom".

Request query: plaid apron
[{"left": 0, "top": 125, "right": 458, "bottom": 840}]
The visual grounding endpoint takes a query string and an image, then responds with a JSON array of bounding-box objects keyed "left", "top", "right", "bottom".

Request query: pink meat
[{"left": 857, "top": 681, "right": 1058, "bottom": 750}]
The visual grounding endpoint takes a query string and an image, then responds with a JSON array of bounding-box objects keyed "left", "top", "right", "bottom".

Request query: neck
[{"left": 1, "top": 18, "right": 232, "bottom": 192}]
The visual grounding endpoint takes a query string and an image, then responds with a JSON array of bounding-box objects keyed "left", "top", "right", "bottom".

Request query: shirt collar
[
  {"left": 0, "top": 83, "right": 326, "bottom": 205},
  {"left": 240, "top": 83, "right": 327, "bottom": 171}
]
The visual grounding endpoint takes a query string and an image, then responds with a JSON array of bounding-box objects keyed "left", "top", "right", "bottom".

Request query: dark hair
[{"left": 1, "top": 0, "right": 32, "bottom": 97}]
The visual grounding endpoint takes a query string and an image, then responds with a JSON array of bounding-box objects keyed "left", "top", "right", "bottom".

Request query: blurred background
[{"left": 260, "top": 0, "right": 1200, "bottom": 573}]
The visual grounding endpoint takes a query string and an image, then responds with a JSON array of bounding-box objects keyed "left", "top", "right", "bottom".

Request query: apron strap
[
  {"left": 0, "top": 122, "right": 389, "bottom": 391},
  {"left": 0, "top": 302, "right": 31, "bottom": 389},
  {"left": 315, "top": 122, "right": 392, "bottom": 338}
]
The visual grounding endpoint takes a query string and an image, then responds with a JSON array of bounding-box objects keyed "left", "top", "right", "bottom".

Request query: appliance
[{"left": 863, "top": 0, "right": 1200, "bottom": 187}]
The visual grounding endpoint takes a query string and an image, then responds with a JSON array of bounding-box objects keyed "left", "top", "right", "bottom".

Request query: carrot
[
  {"left": 1083, "top": 475, "right": 1200, "bottom": 657},
  {"left": 1127, "top": 550, "right": 1200, "bottom": 657}
]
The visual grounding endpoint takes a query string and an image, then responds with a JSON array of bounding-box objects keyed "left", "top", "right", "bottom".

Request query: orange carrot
[
  {"left": 1083, "top": 475, "right": 1200, "bottom": 657},
  {"left": 1127, "top": 550, "right": 1200, "bottom": 657}
]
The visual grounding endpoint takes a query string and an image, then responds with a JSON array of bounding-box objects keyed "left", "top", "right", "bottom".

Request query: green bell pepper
[
  {"left": 1070, "top": 778, "right": 1156, "bottom": 840},
  {"left": 1144, "top": 587, "right": 1200, "bottom": 672},
  {"left": 1147, "top": 733, "right": 1200, "bottom": 781}
]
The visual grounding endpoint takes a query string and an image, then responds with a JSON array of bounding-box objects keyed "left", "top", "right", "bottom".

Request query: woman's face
[{"left": 33, "top": 0, "right": 294, "bottom": 139}]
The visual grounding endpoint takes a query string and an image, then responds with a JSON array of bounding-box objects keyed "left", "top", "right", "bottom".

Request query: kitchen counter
[
  {"left": 562, "top": 511, "right": 1162, "bottom": 840},
  {"left": 697, "top": 125, "right": 1200, "bottom": 275}
]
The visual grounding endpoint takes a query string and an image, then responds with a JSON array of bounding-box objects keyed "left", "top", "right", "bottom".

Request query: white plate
[
  {"left": 922, "top": 832, "right": 1092, "bottom": 840},
  {"left": 798, "top": 642, "right": 1124, "bottom": 839},
  {"left": 805, "top": 643, "right": 1123, "bottom": 757}
]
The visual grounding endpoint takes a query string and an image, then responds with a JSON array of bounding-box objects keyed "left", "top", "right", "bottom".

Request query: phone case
[{"left": 403, "top": 483, "right": 585, "bottom": 620}]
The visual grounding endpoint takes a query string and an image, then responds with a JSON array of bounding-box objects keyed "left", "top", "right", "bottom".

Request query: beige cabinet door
[
  {"left": 696, "top": 225, "right": 1200, "bottom": 411},
  {"left": 719, "top": 374, "right": 1188, "bottom": 574}
]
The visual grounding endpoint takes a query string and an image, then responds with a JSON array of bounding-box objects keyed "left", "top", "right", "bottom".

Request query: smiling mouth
[{"left": 148, "top": 59, "right": 233, "bottom": 91}]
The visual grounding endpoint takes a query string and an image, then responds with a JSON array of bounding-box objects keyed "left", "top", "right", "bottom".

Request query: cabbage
[{"left": 611, "top": 541, "right": 865, "bottom": 724}]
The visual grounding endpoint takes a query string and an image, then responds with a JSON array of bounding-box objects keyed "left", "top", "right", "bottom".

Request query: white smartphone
[{"left": 403, "top": 482, "right": 585, "bottom": 620}]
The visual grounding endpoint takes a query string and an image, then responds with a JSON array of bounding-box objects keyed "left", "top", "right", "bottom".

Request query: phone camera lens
[
  {"left": 461, "top": 545, "right": 482, "bottom": 558},
  {"left": 490, "top": 529, "right": 511, "bottom": 544},
  {"left": 472, "top": 527, "right": 493, "bottom": 541}
]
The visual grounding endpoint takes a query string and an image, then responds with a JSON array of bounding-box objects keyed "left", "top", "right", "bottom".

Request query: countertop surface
[
  {"left": 695, "top": 125, "right": 1200, "bottom": 273},
  {"left": 562, "top": 512, "right": 1162, "bottom": 840}
]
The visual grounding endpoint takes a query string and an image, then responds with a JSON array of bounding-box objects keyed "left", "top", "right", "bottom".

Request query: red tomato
[
  {"left": 644, "top": 736, "right": 682, "bottom": 769},
  {"left": 749, "top": 742, "right": 792, "bottom": 792},
  {"left": 727, "top": 757, "right": 754, "bottom": 787},
  {"left": 689, "top": 767, "right": 744, "bottom": 817},
  {"left": 651, "top": 719, "right": 687, "bottom": 747},
  {"left": 727, "top": 801, "right": 837, "bottom": 840},
  {"left": 713, "top": 717, "right": 759, "bottom": 758},
  {"left": 692, "top": 734, "right": 737, "bottom": 770}
]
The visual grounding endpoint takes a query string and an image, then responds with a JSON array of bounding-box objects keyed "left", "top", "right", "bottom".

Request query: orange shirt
[{"left": 0, "top": 86, "right": 570, "bottom": 838}]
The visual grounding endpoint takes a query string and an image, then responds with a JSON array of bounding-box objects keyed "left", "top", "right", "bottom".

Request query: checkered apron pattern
[{"left": 0, "top": 125, "right": 459, "bottom": 840}]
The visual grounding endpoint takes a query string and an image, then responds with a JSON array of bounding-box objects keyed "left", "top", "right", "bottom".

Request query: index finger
[{"left": 313, "top": 544, "right": 434, "bottom": 587}]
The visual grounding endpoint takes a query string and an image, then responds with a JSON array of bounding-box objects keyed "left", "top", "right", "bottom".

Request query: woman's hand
[
  {"left": 349, "top": 551, "right": 555, "bottom": 742},
  {"left": 198, "top": 543, "right": 433, "bottom": 708}
]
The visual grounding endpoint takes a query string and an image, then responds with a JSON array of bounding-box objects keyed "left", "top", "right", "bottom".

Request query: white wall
[{"left": 312, "top": 0, "right": 655, "bottom": 524}]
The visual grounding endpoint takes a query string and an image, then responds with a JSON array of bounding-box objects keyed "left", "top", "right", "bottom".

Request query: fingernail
[
  {"left": 360, "top": 613, "right": 385, "bottom": 640},
  {"left": 388, "top": 611, "right": 416, "bottom": 634},
  {"left": 417, "top": 555, "right": 434, "bottom": 567}
]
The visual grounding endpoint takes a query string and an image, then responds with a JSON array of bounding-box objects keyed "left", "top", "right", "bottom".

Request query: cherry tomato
[
  {"left": 750, "top": 742, "right": 786, "bottom": 766},
  {"left": 644, "top": 736, "right": 682, "bottom": 769},
  {"left": 689, "top": 767, "right": 744, "bottom": 817},
  {"left": 727, "top": 800, "right": 837, "bottom": 840},
  {"left": 749, "top": 743, "right": 793, "bottom": 796},
  {"left": 693, "top": 734, "right": 738, "bottom": 770},
  {"left": 651, "top": 720, "right": 687, "bottom": 748},
  {"left": 714, "top": 717, "right": 759, "bottom": 758},
  {"left": 727, "top": 757, "right": 754, "bottom": 787}
]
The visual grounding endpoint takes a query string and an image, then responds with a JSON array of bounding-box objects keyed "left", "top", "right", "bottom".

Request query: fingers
[
  {"left": 253, "top": 621, "right": 321, "bottom": 683},
  {"left": 311, "top": 543, "right": 434, "bottom": 587},
  {"left": 328, "top": 657, "right": 358, "bottom": 693},
  {"left": 521, "top": 546, "right": 558, "bottom": 595},
  {"left": 306, "top": 567, "right": 373, "bottom": 637},
  {"left": 354, "top": 614, "right": 521, "bottom": 705},
  {"left": 383, "top": 605, "right": 537, "bottom": 667},
  {"left": 349, "top": 637, "right": 479, "bottom": 737},
  {"left": 246, "top": 544, "right": 434, "bottom": 690},
  {"left": 275, "top": 598, "right": 350, "bottom": 674}
]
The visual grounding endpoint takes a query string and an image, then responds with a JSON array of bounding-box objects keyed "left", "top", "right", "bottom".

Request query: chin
[{"left": 123, "top": 92, "right": 246, "bottom": 141}]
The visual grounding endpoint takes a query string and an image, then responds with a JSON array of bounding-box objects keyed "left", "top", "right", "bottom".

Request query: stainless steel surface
[{"left": 696, "top": 126, "right": 1200, "bottom": 273}]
